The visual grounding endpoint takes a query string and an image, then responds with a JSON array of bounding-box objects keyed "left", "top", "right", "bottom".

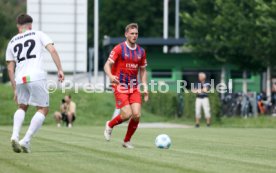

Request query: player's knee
[
  {"left": 132, "top": 111, "right": 140, "bottom": 119},
  {"left": 126, "top": 111, "right": 133, "bottom": 119},
  {"left": 43, "top": 109, "right": 49, "bottom": 116},
  {"left": 19, "top": 104, "right": 28, "bottom": 112},
  {"left": 121, "top": 109, "right": 132, "bottom": 119},
  {"left": 37, "top": 107, "right": 49, "bottom": 116}
]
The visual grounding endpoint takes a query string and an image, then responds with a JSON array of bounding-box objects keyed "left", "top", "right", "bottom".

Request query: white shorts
[
  {"left": 16, "top": 80, "right": 49, "bottom": 107},
  {"left": 195, "top": 97, "right": 211, "bottom": 118}
]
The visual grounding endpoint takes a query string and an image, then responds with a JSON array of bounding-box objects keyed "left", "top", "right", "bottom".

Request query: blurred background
[{"left": 1, "top": 0, "right": 276, "bottom": 125}]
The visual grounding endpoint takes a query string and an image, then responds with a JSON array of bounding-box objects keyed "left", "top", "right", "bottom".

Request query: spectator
[
  {"left": 54, "top": 95, "right": 76, "bottom": 128},
  {"left": 193, "top": 72, "right": 211, "bottom": 128}
]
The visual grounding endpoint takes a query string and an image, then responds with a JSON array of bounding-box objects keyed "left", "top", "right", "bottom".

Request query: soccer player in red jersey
[{"left": 104, "top": 23, "right": 149, "bottom": 148}]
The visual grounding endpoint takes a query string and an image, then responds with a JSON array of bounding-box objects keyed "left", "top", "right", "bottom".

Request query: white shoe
[
  {"left": 104, "top": 121, "right": 112, "bottom": 141},
  {"left": 11, "top": 139, "right": 21, "bottom": 153},
  {"left": 57, "top": 123, "right": 61, "bottom": 128},
  {"left": 68, "top": 124, "right": 72, "bottom": 128},
  {"left": 19, "top": 140, "right": 31, "bottom": 153},
  {"left": 122, "top": 141, "right": 134, "bottom": 149}
]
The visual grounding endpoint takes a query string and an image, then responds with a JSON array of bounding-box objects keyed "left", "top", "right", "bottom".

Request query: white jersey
[{"left": 5, "top": 30, "right": 53, "bottom": 84}]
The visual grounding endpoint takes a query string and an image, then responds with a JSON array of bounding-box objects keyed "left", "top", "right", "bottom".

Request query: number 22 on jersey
[{"left": 13, "top": 39, "right": 36, "bottom": 63}]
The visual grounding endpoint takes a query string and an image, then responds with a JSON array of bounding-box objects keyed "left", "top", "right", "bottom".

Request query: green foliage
[
  {"left": 143, "top": 92, "right": 177, "bottom": 117},
  {"left": 143, "top": 91, "right": 221, "bottom": 121},
  {"left": 88, "top": 0, "right": 188, "bottom": 47},
  {"left": 183, "top": 92, "right": 221, "bottom": 121},
  {"left": 210, "top": 92, "right": 222, "bottom": 121},
  {"left": 254, "top": 0, "right": 276, "bottom": 66},
  {"left": 181, "top": 0, "right": 276, "bottom": 70},
  {"left": 0, "top": 0, "right": 26, "bottom": 66}
]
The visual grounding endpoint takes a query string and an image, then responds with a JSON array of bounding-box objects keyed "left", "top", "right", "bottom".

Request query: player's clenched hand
[
  {"left": 109, "top": 75, "right": 119, "bottom": 84},
  {"left": 58, "top": 70, "right": 65, "bottom": 82}
]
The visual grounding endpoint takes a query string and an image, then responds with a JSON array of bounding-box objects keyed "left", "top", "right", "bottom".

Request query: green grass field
[{"left": 0, "top": 125, "right": 275, "bottom": 173}]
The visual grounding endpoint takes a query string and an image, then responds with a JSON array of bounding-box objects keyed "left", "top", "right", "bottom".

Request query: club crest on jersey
[{"left": 117, "top": 100, "right": 122, "bottom": 106}]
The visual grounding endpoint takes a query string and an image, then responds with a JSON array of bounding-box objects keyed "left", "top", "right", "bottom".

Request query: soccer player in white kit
[{"left": 6, "top": 14, "right": 64, "bottom": 153}]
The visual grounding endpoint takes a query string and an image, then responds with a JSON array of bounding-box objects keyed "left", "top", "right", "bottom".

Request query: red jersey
[{"left": 108, "top": 41, "right": 147, "bottom": 86}]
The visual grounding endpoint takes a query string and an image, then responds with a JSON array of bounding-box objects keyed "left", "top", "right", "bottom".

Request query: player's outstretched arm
[
  {"left": 46, "top": 44, "right": 64, "bottom": 82},
  {"left": 104, "top": 60, "right": 119, "bottom": 84},
  {"left": 140, "top": 67, "right": 149, "bottom": 102}
]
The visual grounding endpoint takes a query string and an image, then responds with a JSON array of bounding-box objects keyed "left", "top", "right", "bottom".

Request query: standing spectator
[{"left": 194, "top": 72, "right": 211, "bottom": 127}]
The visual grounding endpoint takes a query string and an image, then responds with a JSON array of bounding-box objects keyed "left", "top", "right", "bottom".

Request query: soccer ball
[{"left": 155, "top": 134, "right": 171, "bottom": 149}]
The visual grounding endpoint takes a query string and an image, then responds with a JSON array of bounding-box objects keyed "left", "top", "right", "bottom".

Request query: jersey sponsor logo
[{"left": 126, "top": 63, "right": 138, "bottom": 69}]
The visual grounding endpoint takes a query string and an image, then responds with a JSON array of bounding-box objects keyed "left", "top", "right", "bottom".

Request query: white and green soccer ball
[{"left": 155, "top": 134, "right": 171, "bottom": 149}]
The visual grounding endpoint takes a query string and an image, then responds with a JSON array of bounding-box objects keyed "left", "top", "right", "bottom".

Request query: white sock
[
  {"left": 22, "top": 112, "right": 45, "bottom": 143},
  {"left": 11, "top": 109, "right": 25, "bottom": 141}
]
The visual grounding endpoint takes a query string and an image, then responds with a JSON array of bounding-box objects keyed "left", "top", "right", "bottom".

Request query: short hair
[
  {"left": 16, "top": 14, "right": 33, "bottom": 25},
  {"left": 125, "top": 23, "right": 138, "bottom": 32}
]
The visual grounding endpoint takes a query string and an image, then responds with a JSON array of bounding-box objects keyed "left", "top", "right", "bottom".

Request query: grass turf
[{"left": 0, "top": 125, "right": 275, "bottom": 173}]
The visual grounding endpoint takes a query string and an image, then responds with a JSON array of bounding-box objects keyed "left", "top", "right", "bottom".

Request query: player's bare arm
[
  {"left": 46, "top": 43, "right": 64, "bottom": 82},
  {"left": 104, "top": 60, "right": 119, "bottom": 84},
  {"left": 140, "top": 67, "right": 149, "bottom": 102},
  {"left": 6, "top": 61, "right": 17, "bottom": 103}
]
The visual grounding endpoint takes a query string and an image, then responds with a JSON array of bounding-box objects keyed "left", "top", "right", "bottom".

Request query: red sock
[
  {"left": 108, "top": 115, "right": 123, "bottom": 128},
  {"left": 124, "top": 118, "right": 140, "bottom": 142}
]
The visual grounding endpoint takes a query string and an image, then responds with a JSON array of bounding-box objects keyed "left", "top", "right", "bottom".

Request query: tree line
[{"left": 181, "top": 0, "right": 276, "bottom": 97}]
